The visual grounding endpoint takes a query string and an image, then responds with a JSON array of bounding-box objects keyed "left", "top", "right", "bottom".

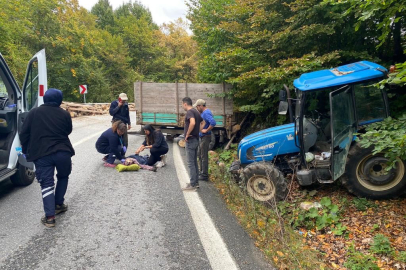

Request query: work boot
[
  {"left": 41, "top": 216, "right": 55, "bottom": 228},
  {"left": 198, "top": 175, "right": 208, "bottom": 181},
  {"left": 55, "top": 204, "right": 68, "bottom": 215}
]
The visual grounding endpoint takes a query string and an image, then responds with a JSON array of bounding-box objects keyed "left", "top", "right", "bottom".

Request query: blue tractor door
[{"left": 329, "top": 85, "right": 357, "bottom": 180}]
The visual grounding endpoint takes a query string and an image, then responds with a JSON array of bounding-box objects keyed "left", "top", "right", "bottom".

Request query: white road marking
[
  {"left": 173, "top": 143, "right": 239, "bottom": 270},
  {"left": 72, "top": 131, "right": 103, "bottom": 148}
]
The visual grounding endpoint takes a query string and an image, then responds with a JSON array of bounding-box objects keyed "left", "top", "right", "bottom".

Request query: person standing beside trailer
[
  {"left": 181, "top": 97, "right": 203, "bottom": 191},
  {"left": 109, "top": 93, "right": 131, "bottom": 148},
  {"left": 194, "top": 99, "right": 216, "bottom": 181}
]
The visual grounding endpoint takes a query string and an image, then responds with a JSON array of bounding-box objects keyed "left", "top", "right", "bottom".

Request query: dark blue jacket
[
  {"left": 109, "top": 100, "right": 130, "bottom": 125},
  {"left": 20, "top": 88, "right": 75, "bottom": 162},
  {"left": 142, "top": 130, "right": 168, "bottom": 149},
  {"left": 95, "top": 128, "right": 124, "bottom": 160}
]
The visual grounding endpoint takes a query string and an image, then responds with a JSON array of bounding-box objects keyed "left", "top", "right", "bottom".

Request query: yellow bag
[{"left": 115, "top": 164, "right": 140, "bottom": 172}]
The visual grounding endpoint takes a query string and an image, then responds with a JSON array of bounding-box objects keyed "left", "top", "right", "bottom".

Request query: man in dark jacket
[
  {"left": 109, "top": 93, "right": 131, "bottom": 147},
  {"left": 20, "top": 88, "right": 75, "bottom": 228}
]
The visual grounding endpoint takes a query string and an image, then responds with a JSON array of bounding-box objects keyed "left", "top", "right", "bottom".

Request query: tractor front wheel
[
  {"left": 343, "top": 143, "right": 406, "bottom": 199},
  {"left": 243, "top": 162, "right": 288, "bottom": 202}
]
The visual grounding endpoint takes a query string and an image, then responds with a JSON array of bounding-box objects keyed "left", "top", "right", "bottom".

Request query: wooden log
[{"left": 67, "top": 108, "right": 105, "bottom": 114}]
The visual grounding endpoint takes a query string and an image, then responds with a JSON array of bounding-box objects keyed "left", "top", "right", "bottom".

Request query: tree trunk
[{"left": 393, "top": 15, "right": 405, "bottom": 63}]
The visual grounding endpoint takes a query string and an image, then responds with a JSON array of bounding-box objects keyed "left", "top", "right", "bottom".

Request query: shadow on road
[{"left": 0, "top": 179, "right": 19, "bottom": 200}]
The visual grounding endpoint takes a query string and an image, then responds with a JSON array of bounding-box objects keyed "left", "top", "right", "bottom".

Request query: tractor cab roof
[{"left": 293, "top": 61, "right": 387, "bottom": 91}]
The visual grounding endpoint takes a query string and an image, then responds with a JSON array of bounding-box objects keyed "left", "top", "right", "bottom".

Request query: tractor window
[{"left": 354, "top": 83, "right": 386, "bottom": 125}]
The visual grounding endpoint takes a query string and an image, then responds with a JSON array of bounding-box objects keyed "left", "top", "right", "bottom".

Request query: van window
[{"left": 23, "top": 60, "right": 39, "bottom": 111}]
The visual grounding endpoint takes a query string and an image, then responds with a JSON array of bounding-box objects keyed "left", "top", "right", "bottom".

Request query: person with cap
[
  {"left": 181, "top": 97, "right": 203, "bottom": 191},
  {"left": 109, "top": 93, "right": 131, "bottom": 148},
  {"left": 194, "top": 99, "right": 216, "bottom": 181},
  {"left": 20, "top": 88, "right": 75, "bottom": 228}
]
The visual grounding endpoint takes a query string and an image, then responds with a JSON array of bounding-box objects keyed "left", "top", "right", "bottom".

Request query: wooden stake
[{"left": 224, "top": 113, "right": 249, "bottom": 150}]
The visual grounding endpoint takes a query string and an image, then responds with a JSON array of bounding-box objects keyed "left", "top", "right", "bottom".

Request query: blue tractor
[{"left": 231, "top": 61, "right": 406, "bottom": 202}]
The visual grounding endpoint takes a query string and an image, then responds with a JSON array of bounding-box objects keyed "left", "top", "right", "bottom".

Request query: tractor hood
[{"left": 238, "top": 123, "right": 300, "bottom": 164}]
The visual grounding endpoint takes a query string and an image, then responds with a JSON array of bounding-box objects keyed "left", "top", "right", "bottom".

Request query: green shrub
[
  {"left": 395, "top": 251, "right": 406, "bottom": 263},
  {"left": 352, "top": 198, "right": 377, "bottom": 211},
  {"left": 344, "top": 245, "right": 379, "bottom": 270},
  {"left": 370, "top": 234, "right": 393, "bottom": 255},
  {"left": 293, "top": 197, "right": 342, "bottom": 231}
]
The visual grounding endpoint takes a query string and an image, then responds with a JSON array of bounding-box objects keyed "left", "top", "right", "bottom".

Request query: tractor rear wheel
[
  {"left": 343, "top": 143, "right": 406, "bottom": 199},
  {"left": 243, "top": 162, "right": 288, "bottom": 202}
]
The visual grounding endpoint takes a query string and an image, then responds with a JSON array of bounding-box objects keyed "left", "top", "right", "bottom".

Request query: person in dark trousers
[
  {"left": 95, "top": 121, "right": 127, "bottom": 168},
  {"left": 194, "top": 99, "right": 216, "bottom": 181},
  {"left": 109, "top": 93, "right": 131, "bottom": 147},
  {"left": 181, "top": 97, "right": 203, "bottom": 191},
  {"left": 20, "top": 88, "right": 75, "bottom": 228},
  {"left": 135, "top": 124, "right": 168, "bottom": 167}
]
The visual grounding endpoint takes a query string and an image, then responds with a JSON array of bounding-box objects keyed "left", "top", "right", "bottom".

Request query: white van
[{"left": 0, "top": 49, "right": 47, "bottom": 186}]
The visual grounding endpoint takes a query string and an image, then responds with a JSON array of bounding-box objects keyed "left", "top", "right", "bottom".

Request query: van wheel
[
  {"left": 243, "top": 162, "right": 288, "bottom": 202},
  {"left": 343, "top": 143, "right": 406, "bottom": 199},
  {"left": 10, "top": 164, "right": 35, "bottom": 186}
]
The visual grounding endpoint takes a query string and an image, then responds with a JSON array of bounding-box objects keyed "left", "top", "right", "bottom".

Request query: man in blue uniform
[{"left": 20, "top": 89, "right": 75, "bottom": 228}]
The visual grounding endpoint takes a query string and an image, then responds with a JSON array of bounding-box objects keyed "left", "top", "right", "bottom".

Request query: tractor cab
[
  {"left": 290, "top": 61, "right": 389, "bottom": 184},
  {"left": 234, "top": 61, "right": 406, "bottom": 202}
]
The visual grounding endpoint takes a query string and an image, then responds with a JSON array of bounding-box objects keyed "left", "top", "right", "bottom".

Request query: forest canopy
[{"left": 0, "top": 0, "right": 197, "bottom": 102}]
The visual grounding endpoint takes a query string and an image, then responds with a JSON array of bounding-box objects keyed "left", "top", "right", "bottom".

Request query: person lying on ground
[
  {"left": 95, "top": 121, "right": 127, "bottom": 168},
  {"left": 122, "top": 156, "right": 157, "bottom": 172},
  {"left": 135, "top": 124, "right": 168, "bottom": 168}
]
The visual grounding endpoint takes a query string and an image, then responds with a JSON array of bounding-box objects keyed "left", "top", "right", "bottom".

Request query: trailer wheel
[
  {"left": 209, "top": 132, "right": 216, "bottom": 150},
  {"left": 243, "top": 162, "right": 288, "bottom": 202},
  {"left": 343, "top": 143, "right": 406, "bottom": 199}
]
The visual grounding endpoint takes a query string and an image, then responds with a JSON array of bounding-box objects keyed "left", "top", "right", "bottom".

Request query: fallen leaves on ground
[{"left": 287, "top": 182, "right": 406, "bottom": 269}]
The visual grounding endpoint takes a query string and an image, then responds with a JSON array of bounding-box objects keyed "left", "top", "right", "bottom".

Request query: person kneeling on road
[
  {"left": 20, "top": 88, "right": 75, "bottom": 228},
  {"left": 135, "top": 125, "right": 168, "bottom": 168},
  {"left": 95, "top": 121, "right": 127, "bottom": 168}
]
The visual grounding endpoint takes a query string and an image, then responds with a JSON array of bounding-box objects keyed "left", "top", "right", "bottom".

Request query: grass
[
  {"left": 209, "top": 146, "right": 406, "bottom": 270},
  {"left": 208, "top": 147, "right": 325, "bottom": 270}
]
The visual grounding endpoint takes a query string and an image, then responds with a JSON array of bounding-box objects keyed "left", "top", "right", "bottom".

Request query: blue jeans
[
  {"left": 186, "top": 138, "right": 199, "bottom": 187},
  {"left": 34, "top": 151, "right": 72, "bottom": 217}
]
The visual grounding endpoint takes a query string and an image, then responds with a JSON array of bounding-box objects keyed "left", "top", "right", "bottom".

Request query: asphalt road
[{"left": 0, "top": 115, "right": 273, "bottom": 270}]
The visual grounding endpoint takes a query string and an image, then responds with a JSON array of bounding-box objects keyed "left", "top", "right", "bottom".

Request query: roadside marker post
[{"left": 79, "top": 85, "right": 87, "bottom": 103}]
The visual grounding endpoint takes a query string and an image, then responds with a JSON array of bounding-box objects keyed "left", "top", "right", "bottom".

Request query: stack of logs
[{"left": 61, "top": 102, "right": 135, "bottom": 118}]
